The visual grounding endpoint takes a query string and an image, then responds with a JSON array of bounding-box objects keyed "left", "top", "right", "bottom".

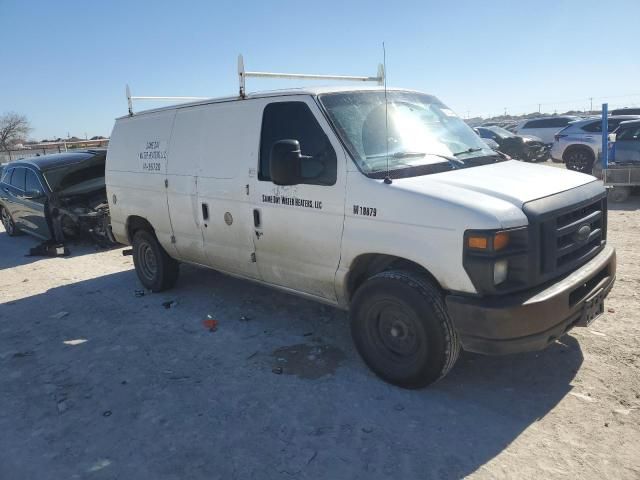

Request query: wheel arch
[
  {"left": 126, "top": 215, "right": 156, "bottom": 244},
  {"left": 562, "top": 144, "right": 595, "bottom": 162},
  {"left": 344, "top": 253, "right": 442, "bottom": 304}
]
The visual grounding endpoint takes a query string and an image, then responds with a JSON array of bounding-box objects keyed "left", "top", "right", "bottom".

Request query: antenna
[
  {"left": 382, "top": 42, "right": 392, "bottom": 185},
  {"left": 238, "top": 54, "right": 385, "bottom": 98}
]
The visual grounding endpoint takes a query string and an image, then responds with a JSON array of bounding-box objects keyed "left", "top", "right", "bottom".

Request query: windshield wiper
[
  {"left": 366, "top": 151, "right": 426, "bottom": 160},
  {"left": 366, "top": 151, "right": 465, "bottom": 168},
  {"left": 453, "top": 147, "right": 483, "bottom": 156}
]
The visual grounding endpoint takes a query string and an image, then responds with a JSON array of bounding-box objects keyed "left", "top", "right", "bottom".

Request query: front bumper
[{"left": 446, "top": 245, "right": 616, "bottom": 355}]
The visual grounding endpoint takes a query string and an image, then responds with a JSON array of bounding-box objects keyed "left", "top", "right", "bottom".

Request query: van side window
[
  {"left": 259, "top": 102, "right": 337, "bottom": 186},
  {"left": 10, "top": 167, "right": 26, "bottom": 191}
]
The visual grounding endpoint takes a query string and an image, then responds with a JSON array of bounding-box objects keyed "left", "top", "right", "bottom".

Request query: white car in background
[
  {"left": 515, "top": 116, "right": 580, "bottom": 145},
  {"left": 551, "top": 115, "right": 640, "bottom": 172}
]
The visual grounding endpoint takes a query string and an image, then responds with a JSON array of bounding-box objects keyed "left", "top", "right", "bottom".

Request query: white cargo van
[{"left": 106, "top": 64, "right": 615, "bottom": 388}]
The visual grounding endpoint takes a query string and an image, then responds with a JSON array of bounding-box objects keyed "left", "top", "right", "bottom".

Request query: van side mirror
[
  {"left": 608, "top": 133, "right": 617, "bottom": 143},
  {"left": 270, "top": 139, "right": 302, "bottom": 186}
]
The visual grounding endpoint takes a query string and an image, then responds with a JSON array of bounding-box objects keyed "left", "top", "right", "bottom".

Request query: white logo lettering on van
[{"left": 139, "top": 140, "right": 168, "bottom": 172}]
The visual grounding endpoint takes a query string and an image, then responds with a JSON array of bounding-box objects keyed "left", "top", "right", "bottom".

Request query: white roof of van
[{"left": 118, "top": 86, "right": 423, "bottom": 120}]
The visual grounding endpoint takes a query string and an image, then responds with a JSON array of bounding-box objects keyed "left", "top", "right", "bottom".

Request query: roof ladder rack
[
  {"left": 125, "top": 85, "right": 209, "bottom": 116},
  {"left": 237, "top": 54, "right": 384, "bottom": 98}
]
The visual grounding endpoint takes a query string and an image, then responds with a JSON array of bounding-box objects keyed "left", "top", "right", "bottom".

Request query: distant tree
[{"left": 0, "top": 112, "right": 31, "bottom": 150}]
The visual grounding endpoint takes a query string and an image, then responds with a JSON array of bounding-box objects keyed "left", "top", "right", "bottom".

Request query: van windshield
[{"left": 319, "top": 91, "right": 497, "bottom": 177}]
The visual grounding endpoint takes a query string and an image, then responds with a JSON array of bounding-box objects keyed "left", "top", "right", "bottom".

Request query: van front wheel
[
  {"left": 350, "top": 270, "right": 460, "bottom": 388},
  {"left": 132, "top": 230, "right": 179, "bottom": 291}
]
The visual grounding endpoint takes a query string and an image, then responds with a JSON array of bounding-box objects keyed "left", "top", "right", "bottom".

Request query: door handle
[
  {"left": 201, "top": 203, "right": 209, "bottom": 226},
  {"left": 253, "top": 209, "right": 261, "bottom": 228}
]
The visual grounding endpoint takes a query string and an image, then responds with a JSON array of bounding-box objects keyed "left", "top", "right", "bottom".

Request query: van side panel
[
  {"left": 106, "top": 111, "right": 177, "bottom": 253},
  {"left": 186, "top": 101, "right": 261, "bottom": 277}
]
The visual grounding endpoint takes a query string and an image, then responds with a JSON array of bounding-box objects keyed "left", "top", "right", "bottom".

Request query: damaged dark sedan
[
  {"left": 0, "top": 150, "right": 115, "bottom": 250},
  {"left": 475, "top": 126, "right": 549, "bottom": 162}
]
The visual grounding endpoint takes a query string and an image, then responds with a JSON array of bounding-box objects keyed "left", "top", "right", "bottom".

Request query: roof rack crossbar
[
  {"left": 238, "top": 54, "right": 384, "bottom": 98},
  {"left": 125, "top": 84, "right": 209, "bottom": 115}
]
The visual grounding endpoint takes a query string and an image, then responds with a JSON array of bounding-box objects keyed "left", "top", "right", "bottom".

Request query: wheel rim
[
  {"left": 137, "top": 241, "right": 158, "bottom": 281},
  {"left": 567, "top": 151, "right": 591, "bottom": 171},
  {"left": 367, "top": 298, "right": 424, "bottom": 362},
  {"left": 1, "top": 209, "right": 14, "bottom": 234}
]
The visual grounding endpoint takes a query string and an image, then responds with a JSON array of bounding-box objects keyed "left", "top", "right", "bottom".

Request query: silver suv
[
  {"left": 515, "top": 116, "right": 580, "bottom": 145},
  {"left": 550, "top": 115, "right": 640, "bottom": 172}
]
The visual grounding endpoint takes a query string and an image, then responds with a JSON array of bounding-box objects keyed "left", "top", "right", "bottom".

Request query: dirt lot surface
[{"left": 1, "top": 168, "right": 639, "bottom": 479}]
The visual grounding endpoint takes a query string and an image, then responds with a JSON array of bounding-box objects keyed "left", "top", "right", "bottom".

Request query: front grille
[{"left": 541, "top": 196, "right": 607, "bottom": 275}]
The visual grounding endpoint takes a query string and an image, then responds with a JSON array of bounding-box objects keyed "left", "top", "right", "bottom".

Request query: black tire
[
  {"left": 350, "top": 270, "right": 460, "bottom": 388},
  {"left": 609, "top": 186, "right": 631, "bottom": 203},
  {"left": 564, "top": 148, "right": 595, "bottom": 173},
  {"left": 0, "top": 206, "right": 21, "bottom": 237},
  {"left": 132, "top": 229, "right": 179, "bottom": 291}
]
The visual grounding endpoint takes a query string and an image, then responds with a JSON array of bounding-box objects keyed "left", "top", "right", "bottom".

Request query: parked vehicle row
[{"left": 551, "top": 116, "right": 640, "bottom": 172}]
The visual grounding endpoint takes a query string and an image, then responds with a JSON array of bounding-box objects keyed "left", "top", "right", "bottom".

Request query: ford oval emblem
[{"left": 576, "top": 225, "right": 591, "bottom": 242}]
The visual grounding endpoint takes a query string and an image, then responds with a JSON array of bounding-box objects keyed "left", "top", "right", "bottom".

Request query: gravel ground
[{"left": 1, "top": 169, "right": 639, "bottom": 479}]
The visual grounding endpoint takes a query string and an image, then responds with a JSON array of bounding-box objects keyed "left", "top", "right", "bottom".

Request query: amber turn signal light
[
  {"left": 467, "top": 232, "right": 510, "bottom": 250},
  {"left": 467, "top": 236, "right": 488, "bottom": 249},
  {"left": 493, "top": 232, "right": 510, "bottom": 250}
]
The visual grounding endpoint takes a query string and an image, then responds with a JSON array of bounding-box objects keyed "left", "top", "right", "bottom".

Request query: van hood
[{"left": 395, "top": 160, "right": 597, "bottom": 207}]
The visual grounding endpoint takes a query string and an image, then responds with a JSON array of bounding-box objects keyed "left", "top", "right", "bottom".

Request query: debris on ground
[
  {"left": 63, "top": 339, "right": 88, "bottom": 346},
  {"left": 162, "top": 300, "right": 177, "bottom": 309},
  {"left": 303, "top": 332, "right": 313, "bottom": 337},
  {"left": 569, "top": 392, "right": 596, "bottom": 403},
  {"left": 272, "top": 367, "right": 283, "bottom": 375},
  {"left": 50, "top": 311, "right": 69, "bottom": 320},
  {"left": 27, "top": 241, "right": 70, "bottom": 257},
  {"left": 608, "top": 308, "right": 615, "bottom": 313},
  {"left": 239, "top": 315, "right": 251, "bottom": 322},
  {"left": 57, "top": 399, "right": 68, "bottom": 414},
  {"left": 203, "top": 315, "right": 218, "bottom": 332},
  {"left": 102, "top": 410, "right": 112, "bottom": 417},
  {"left": 134, "top": 290, "right": 145, "bottom": 298}
]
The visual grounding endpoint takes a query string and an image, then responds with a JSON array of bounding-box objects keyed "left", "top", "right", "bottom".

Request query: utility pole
[
  {"left": 538, "top": 103, "right": 541, "bottom": 114},
  {"left": 590, "top": 97, "right": 593, "bottom": 112},
  {"left": 504, "top": 107, "right": 507, "bottom": 116}
]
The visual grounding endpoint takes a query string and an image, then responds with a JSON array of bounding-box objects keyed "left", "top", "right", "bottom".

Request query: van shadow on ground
[{"left": 0, "top": 263, "right": 583, "bottom": 479}]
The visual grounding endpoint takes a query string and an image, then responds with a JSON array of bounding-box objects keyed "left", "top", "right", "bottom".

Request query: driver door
[{"left": 249, "top": 98, "right": 346, "bottom": 301}]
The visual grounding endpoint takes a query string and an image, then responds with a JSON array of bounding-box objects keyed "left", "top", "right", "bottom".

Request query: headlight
[
  {"left": 494, "top": 259, "right": 509, "bottom": 285},
  {"left": 463, "top": 227, "right": 529, "bottom": 294}
]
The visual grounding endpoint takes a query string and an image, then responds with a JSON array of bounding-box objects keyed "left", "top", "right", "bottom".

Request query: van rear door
[
  {"left": 250, "top": 97, "right": 346, "bottom": 301},
  {"left": 106, "top": 112, "right": 176, "bottom": 251}
]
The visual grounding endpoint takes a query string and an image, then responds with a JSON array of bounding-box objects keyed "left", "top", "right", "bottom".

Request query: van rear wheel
[
  {"left": 350, "top": 270, "right": 460, "bottom": 388},
  {"left": 132, "top": 230, "right": 179, "bottom": 292}
]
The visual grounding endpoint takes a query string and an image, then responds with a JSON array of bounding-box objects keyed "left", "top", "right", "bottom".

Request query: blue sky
[{"left": 1, "top": 0, "right": 639, "bottom": 140}]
